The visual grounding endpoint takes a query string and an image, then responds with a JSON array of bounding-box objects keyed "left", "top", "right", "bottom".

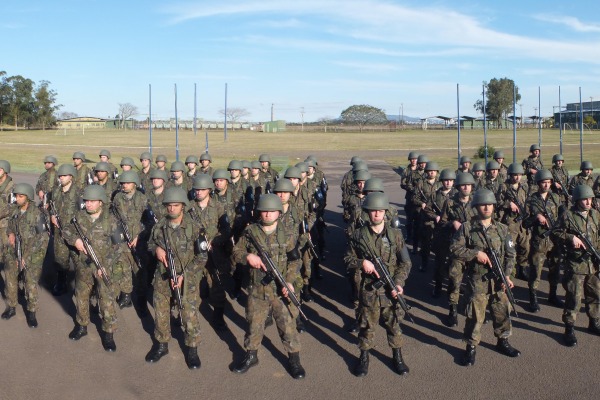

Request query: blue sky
[{"left": 2, "top": 0, "right": 599, "bottom": 123}]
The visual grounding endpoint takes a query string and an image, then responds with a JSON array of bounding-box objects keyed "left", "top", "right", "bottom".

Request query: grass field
[{"left": 0, "top": 127, "right": 598, "bottom": 174}]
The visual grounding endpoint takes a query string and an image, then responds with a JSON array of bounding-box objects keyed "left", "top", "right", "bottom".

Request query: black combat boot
[
  {"left": 68, "top": 324, "right": 88, "bottom": 340},
  {"left": 392, "top": 348, "right": 410, "bottom": 375},
  {"left": 445, "top": 304, "right": 458, "bottom": 327},
  {"left": 496, "top": 338, "right": 521, "bottom": 357},
  {"left": 301, "top": 285, "right": 313, "bottom": 302},
  {"left": 563, "top": 324, "right": 577, "bottom": 347},
  {"left": 145, "top": 342, "right": 169, "bottom": 363},
  {"left": 296, "top": 316, "right": 306, "bottom": 333},
  {"left": 25, "top": 310, "right": 38, "bottom": 328},
  {"left": 117, "top": 292, "right": 133, "bottom": 309},
  {"left": 185, "top": 346, "right": 201, "bottom": 369},
  {"left": 461, "top": 344, "right": 476, "bottom": 366},
  {"left": 52, "top": 268, "right": 68, "bottom": 296},
  {"left": 264, "top": 308, "right": 274, "bottom": 328},
  {"left": 547, "top": 285, "right": 564, "bottom": 308},
  {"left": 353, "top": 350, "right": 369, "bottom": 377},
  {"left": 211, "top": 307, "right": 228, "bottom": 331},
  {"left": 288, "top": 352, "right": 306, "bottom": 379},
  {"left": 1, "top": 306, "right": 16, "bottom": 320},
  {"left": 233, "top": 350, "right": 259, "bottom": 374},
  {"left": 100, "top": 331, "right": 116, "bottom": 352},
  {"left": 529, "top": 288, "right": 540, "bottom": 313},
  {"left": 588, "top": 318, "right": 600, "bottom": 335}
]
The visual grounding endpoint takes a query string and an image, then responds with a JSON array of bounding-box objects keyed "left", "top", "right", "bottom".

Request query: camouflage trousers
[
  {"left": 206, "top": 247, "right": 230, "bottom": 308},
  {"left": 506, "top": 219, "right": 530, "bottom": 275},
  {"left": 244, "top": 285, "right": 300, "bottom": 353},
  {"left": 300, "top": 246, "right": 314, "bottom": 287},
  {"left": 114, "top": 244, "right": 147, "bottom": 298},
  {"left": 54, "top": 234, "right": 77, "bottom": 272},
  {"left": 448, "top": 258, "right": 466, "bottom": 305},
  {"left": 562, "top": 271, "right": 600, "bottom": 325},
  {"left": 529, "top": 237, "right": 560, "bottom": 290},
  {"left": 358, "top": 287, "right": 404, "bottom": 350},
  {"left": 153, "top": 267, "right": 202, "bottom": 347},
  {"left": 0, "top": 226, "right": 8, "bottom": 269},
  {"left": 4, "top": 257, "right": 43, "bottom": 312},
  {"left": 74, "top": 262, "right": 117, "bottom": 333}
]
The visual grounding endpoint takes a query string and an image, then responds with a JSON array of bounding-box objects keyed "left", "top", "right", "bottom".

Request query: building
[
  {"left": 56, "top": 117, "right": 106, "bottom": 129},
  {"left": 554, "top": 100, "right": 598, "bottom": 128}
]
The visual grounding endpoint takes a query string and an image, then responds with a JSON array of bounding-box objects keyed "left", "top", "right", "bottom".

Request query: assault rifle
[
  {"left": 71, "top": 217, "right": 112, "bottom": 288},
  {"left": 506, "top": 189, "right": 527, "bottom": 222},
  {"left": 246, "top": 229, "right": 308, "bottom": 322},
  {"left": 550, "top": 170, "right": 571, "bottom": 206},
  {"left": 418, "top": 186, "right": 444, "bottom": 223},
  {"left": 111, "top": 204, "right": 144, "bottom": 271},
  {"left": 13, "top": 215, "right": 25, "bottom": 272},
  {"left": 162, "top": 225, "right": 184, "bottom": 324},
  {"left": 481, "top": 227, "right": 518, "bottom": 317},
  {"left": 48, "top": 200, "right": 64, "bottom": 237},
  {"left": 541, "top": 200, "right": 559, "bottom": 238},
  {"left": 565, "top": 211, "right": 600, "bottom": 277},
  {"left": 39, "top": 193, "right": 51, "bottom": 235}
]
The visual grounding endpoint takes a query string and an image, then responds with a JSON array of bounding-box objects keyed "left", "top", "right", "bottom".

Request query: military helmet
[
  {"left": 99, "top": 149, "right": 111, "bottom": 158},
  {"left": 140, "top": 151, "right": 152, "bottom": 161},
  {"left": 149, "top": 169, "right": 168, "bottom": 181},
  {"left": 120, "top": 157, "right": 135, "bottom": 167},
  {"left": 362, "top": 192, "right": 390, "bottom": 211},
  {"left": 170, "top": 161, "right": 185, "bottom": 172},
  {"left": 155, "top": 154, "right": 167, "bottom": 163},
  {"left": 57, "top": 164, "right": 77, "bottom": 176},
  {"left": 471, "top": 189, "right": 497, "bottom": 206},
  {"left": 493, "top": 150, "right": 505, "bottom": 159},
  {"left": 439, "top": 168, "right": 455, "bottom": 181},
  {"left": 192, "top": 174, "right": 214, "bottom": 190},
  {"left": 199, "top": 153, "right": 212, "bottom": 162},
  {"left": 82, "top": 185, "right": 108, "bottom": 203},
  {"left": 417, "top": 155, "right": 429, "bottom": 164},
  {"left": 352, "top": 161, "right": 368, "bottom": 172},
  {"left": 354, "top": 170, "right": 372, "bottom": 182},
  {"left": 573, "top": 184, "right": 595, "bottom": 201},
  {"left": 284, "top": 167, "right": 302, "bottom": 179},
  {"left": 472, "top": 162, "right": 485, "bottom": 172},
  {"left": 454, "top": 172, "right": 476, "bottom": 186},
  {"left": 72, "top": 151, "right": 86, "bottom": 160},
  {"left": 425, "top": 161, "right": 439, "bottom": 172},
  {"left": 13, "top": 183, "right": 34, "bottom": 200},
  {"left": 529, "top": 144, "right": 541, "bottom": 152},
  {"left": 507, "top": 163, "right": 524, "bottom": 175},
  {"left": 162, "top": 187, "right": 189, "bottom": 206},
  {"left": 535, "top": 169, "right": 554, "bottom": 183},
  {"left": 118, "top": 170, "right": 140, "bottom": 186},
  {"left": 256, "top": 193, "right": 283, "bottom": 212},
  {"left": 407, "top": 151, "right": 419, "bottom": 160},
  {"left": 0, "top": 160, "right": 11, "bottom": 173},
  {"left": 94, "top": 162, "right": 110, "bottom": 172},
  {"left": 273, "top": 179, "right": 295, "bottom": 193},
  {"left": 44, "top": 155, "right": 58, "bottom": 165},
  {"left": 185, "top": 155, "right": 199, "bottom": 164},
  {"left": 363, "top": 178, "right": 384, "bottom": 192},
  {"left": 486, "top": 160, "right": 500, "bottom": 170},
  {"left": 350, "top": 156, "right": 362, "bottom": 165},
  {"left": 295, "top": 162, "right": 309, "bottom": 173},
  {"left": 250, "top": 161, "right": 262, "bottom": 169},
  {"left": 258, "top": 154, "right": 271, "bottom": 163},
  {"left": 580, "top": 161, "right": 593, "bottom": 170},
  {"left": 552, "top": 154, "right": 564, "bottom": 163},
  {"left": 228, "top": 160, "right": 242, "bottom": 171},
  {"left": 459, "top": 156, "right": 471, "bottom": 164},
  {"left": 241, "top": 160, "right": 251, "bottom": 169},
  {"left": 305, "top": 158, "right": 316, "bottom": 168},
  {"left": 212, "top": 169, "right": 230, "bottom": 181},
  {"left": 307, "top": 155, "right": 318, "bottom": 165}
]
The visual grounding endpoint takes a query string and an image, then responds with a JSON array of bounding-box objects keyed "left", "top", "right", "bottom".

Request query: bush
[{"left": 475, "top": 145, "right": 495, "bottom": 159}]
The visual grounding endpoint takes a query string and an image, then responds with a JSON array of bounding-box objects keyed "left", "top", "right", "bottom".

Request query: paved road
[{"left": 2, "top": 164, "right": 599, "bottom": 400}]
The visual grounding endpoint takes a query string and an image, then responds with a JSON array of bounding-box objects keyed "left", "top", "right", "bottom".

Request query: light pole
[
  {"left": 534, "top": 107, "right": 538, "bottom": 129},
  {"left": 401, "top": 103, "right": 404, "bottom": 130}
]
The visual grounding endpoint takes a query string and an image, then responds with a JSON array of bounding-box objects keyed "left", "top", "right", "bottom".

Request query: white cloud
[
  {"left": 534, "top": 14, "right": 600, "bottom": 33},
  {"left": 331, "top": 60, "right": 400, "bottom": 74}
]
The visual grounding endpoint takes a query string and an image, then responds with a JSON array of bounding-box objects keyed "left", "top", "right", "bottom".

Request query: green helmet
[
  {"left": 350, "top": 156, "right": 362, "bottom": 165},
  {"left": 529, "top": 144, "right": 541, "bottom": 152},
  {"left": 552, "top": 154, "right": 564, "bottom": 163},
  {"left": 363, "top": 178, "right": 384, "bottom": 192},
  {"left": 120, "top": 157, "right": 135, "bottom": 167},
  {"left": 284, "top": 167, "right": 302, "bottom": 179},
  {"left": 199, "top": 153, "right": 212, "bottom": 162},
  {"left": 535, "top": 169, "right": 554, "bottom": 183},
  {"left": 150, "top": 169, "right": 168, "bottom": 181},
  {"left": 99, "top": 149, "right": 111, "bottom": 158},
  {"left": 94, "top": 162, "right": 110, "bottom": 172},
  {"left": 307, "top": 155, "right": 318, "bottom": 165},
  {"left": 471, "top": 189, "right": 497, "bottom": 206},
  {"left": 439, "top": 168, "right": 455, "bottom": 181},
  {"left": 417, "top": 155, "right": 429, "bottom": 164},
  {"left": 425, "top": 161, "right": 439, "bottom": 172},
  {"left": 295, "top": 162, "right": 309, "bottom": 173},
  {"left": 352, "top": 161, "right": 368, "bottom": 172},
  {"left": 256, "top": 193, "right": 282, "bottom": 212},
  {"left": 57, "top": 164, "right": 77, "bottom": 176},
  {"left": 82, "top": 185, "right": 108, "bottom": 203},
  {"left": 170, "top": 161, "right": 185, "bottom": 172},
  {"left": 250, "top": 161, "right": 262, "bottom": 169},
  {"left": 273, "top": 179, "right": 295, "bottom": 193},
  {"left": 507, "top": 163, "right": 524, "bottom": 175},
  {"left": 258, "top": 154, "right": 271, "bottom": 163},
  {"left": 155, "top": 154, "right": 167, "bottom": 163},
  {"left": 472, "top": 162, "right": 485, "bottom": 172},
  {"left": 72, "top": 151, "right": 86, "bottom": 160},
  {"left": 459, "top": 156, "right": 471, "bottom": 164},
  {"left": 493, "top": 150, "right": 505, "bottom": 159},
  {"left": 185, "top": 155, "right": 199, "bottom": 164},
  {"left": 362, "top": 192, "right": 390, "bottom": 211},
  {"left": 44, "top": 155, "right": 58, "bottom": 165},
  {"left": 580, "top": 161, "right": 593, "bottom": 170},
  {"left": 162, "top": 187, "right": 189, "bottom": 206},
  {"left": 118, "top": 170, "right": 140, "bottom": 186},
  {"left": 140, "top": 151, "right": 152, "bottom": 161},
  {"left": 212, "top": 169, "right": 230, "bottom": 181},
  {"left": 228, "top": 160, "right": 242, "bottom": 171},
  {"left": 354, "top": 170, "right": 372, "bottom": 182},
  {"left": 486, "top": 160, "right": 500, "bottom": 170},
  {"left": 192, "top": 174, "right": 214, "bottom": 190},
  {"left": 13, "top": 183, "right": 34, "bottom": 200},
  {"left": 0, "top": 160, "right": 11, "bottom": 173},
  {"left": 407, "top": 151, "right": 419, "bottom": 160},
  {"left": 573, "top": 184, "right": 595, "bottom": 201},
  {"left": 454, "top": 172, "right": 476, "bottom": 186},
  {"left": 241, "top": 160, "right": 251, "bottom": 169},
  {"left": 305, "top": 158, "right": 316, "bottom": 168}
]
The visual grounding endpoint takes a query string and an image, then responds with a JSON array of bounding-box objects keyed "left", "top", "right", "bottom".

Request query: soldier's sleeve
[
  {"left": 105, "top": 216, "right": 123, "bottom": 267},
  {"left": 6, "top": 211, "right": 16, "bottom": 235},
  {"left": 232, "top": 227, "right": 251, "bottom": 265},
  {"left": 449, "top": 224, "right": 479, "bottom": 263},
  {"left": 285, "top": 230, "right": 301, "bottom": 283},
  {"left": 567, "top": 176, "right": 577, "bottom": 195},
  {"left": 343, "top": 230, "right": 364, "bottom": 271},
  {"left": 35, "top": 174, "right": 45, "bottom": 196},
  {"left": 412, "top": 181, "right": 425, "bottom": 206},
  {"left": 552, "top": 209, "right": 575, "bottom": 245},
  {"left": 502, "top": 227, "right": 516, "bottom": 276},
  {"left": 593, "top": 176, "right": 600, "bottom": 198},
  {"left": 149, "top": 220, "right": 166, "bottom": 257},
  {"left": 0, "top": 196, "right": 11, "bottom": 220},
  {"left": 393, "top": 230, "right": 412, "bottom": 287},
  {"left": 523, "top": 196, "right": 540, "bottom": 228}
]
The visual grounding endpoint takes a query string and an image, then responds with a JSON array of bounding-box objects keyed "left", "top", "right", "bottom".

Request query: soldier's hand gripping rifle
[
  {"left": 48, "top": 200, "right": 64, "bottom": 237},
  {"left": 246, "top": 229, "right": 308, "bottom": 323},
  {"left": 481, "top": 227, "right": 518, "bottom": 317},
  {"left": 565, "top": 211, "right": 600, "bottom": 278},
  {"left": 541, "top": 201, "right": 559, "bottom": 238},
  {"left": 71, "top": 217, "right": 112, "bottom": 288},
  {"left": 39, "top": 193, "right": 51, "bottom": 235},
  {"left": 418, "top": 186, "right": 444, "bottom": 224},
  {"left": 551, "top": 170, "right": 571, "bottom": 206},
  {"left": 300, "top": 218, "right": 319, "bottom": 259},
  {"left": 162, "top": 225, "right": 184, "bottom": 324},
  {"left": 507, "top": 189, "right": 527, "bottom": 222},
  {"left": 360, "top": 236, "right": 415, "bottom": 323},
  {"left": 111, "top": 205, "right": 144, "bottom": 271}
]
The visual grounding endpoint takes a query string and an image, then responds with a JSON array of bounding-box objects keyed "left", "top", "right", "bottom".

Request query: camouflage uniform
[
  {"left": 568, "top": 172, "right": 594, "bottom": 195},
  {"left": 551, "top": 165, "right": 570, "bottom": 204},
  {"left": 74, "top": 164, "right": 93, "bottom": 194},
  {"left": 400, "top": 165, "right": 419, "bottom": 243},
  {"left": 138, "top": 167, "right": 155, "bottom": 194},
  {"left": 425, "top": 186, "right": 456, "bottom": 293},
  {"left": 498, "top": 181, "right": 530, "bottom": 277},
  {"left": 200, "top": 165, "right": 214, "bottom": 176},
  {"left": 0, "top": 175, "right": 15, "bottom": 268},
  {"left": 498, "top": 163, "right": 509, "bottom": 183},
  {"left": 50, "top": 181, "right": 80, "bottom": 281},
  {"left": 413, "top": 177, "right": 441, "bottom": 269},
  {"left": 36, "top": 166, "right": 57, "bottom": 201},
  {"left": 522, "top": 156, "right": 544, "bottom": 194}
]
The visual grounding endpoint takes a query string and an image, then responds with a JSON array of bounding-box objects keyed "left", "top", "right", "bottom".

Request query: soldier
[
  {"left": 522, "top": 144, "right": 543, "bottom": 194},
  {"left": 525, "top": 170, "right": 563, "bottom": 312},
  {"left": 345, "top": 192, "right": 412, "bottom": 377},
  {"left": 258, "top": 153, "right": 279, "bottom": 187},
  {"left": 413, "top": 161, "right": 440, "bottom": 271},
  {"left": 0, "top": 160, "right": 15, "bottom": 271},
  {"left": 450, "top": 189, "right": 520, "bottom": 366},
  {"left": 145, "top": 187, "right": 204, "bottom": 369},
  {"left": 143, "top": 169, "right": 168, "bottom": 283},
  {"left": 554, "top": 185, "right": 600, "bottom": 347},
  {"left": 36, "top": 155, "right": 58, "bottom": 202},
  {"left": 72, "top": 151, "right": 92, "bottom": 193},
  {"left": 471, "top": 162, "right": 486, "bottom": 189},
  {"left": 306, "top": 158, "right": 327, "bottom": 262},
  {"left": 232, "top": 194, "right": 305, "bottom": 379},
  {"left": 240, "top": 160, "right": 251, "bottom": 182},
  {"left": 493, "top": 150, "right": 509, "bottom": 182},
  {"left": 550, "top": 154, "right": 569, "bottom": 205},
  {"left": 306, "top": 155, "right": 328, "bottom": 210},
  {"left": 166, "top": 161, "right": 191, "bottom": 192},
  {"left": 456, "top": 156, "right": 472, "bottom": 175},
  {"left": 248, "top": 160, "right": 269, "bottom": 216},
  {"left": 155, "top": 154, "right": 168, "bottom": 171},
  {"left": 568, "top": 161, "right": 594, "bottom": 195},
  {"left": 2, "top": 183, "right": 49, "bottom": 327},
  {"left": 199, "top": 153, "right": 214, "bottom": 176},
  {"left": 138, "top": 151, "right": 154, "bottom": 194},
  {"left": 93, "top": 162, "right": 118, "bottom": 203},
  {"left": 99, "top": 149, "right": 119, "bottom": 180},
  {"left": 410, "top": 154, "right": 429, "bottom": 253},
  {"left": 483, "top": 160, "right": 502, "bottom": 202},
  {"left": 185, "top": 155, "right": 199, "bottom": 179},
  {"left": 49, "top": 164, "right": 81, "bottom": 296},
  {"left": 341, "top": 156, "right": 362, "bottom": 205},
  {"left": 400, "top": 151, "right": 419, "bottom": 243},
  {"left": 119, "top": 157, "right": 136, "bottom": 173},
  {"left": 228, "top": 160, "right": 248, "bottom": 200},
  {"left": 342, "top": 160, "right": 368, "bottom": 207},
  {"left": 63, "top": 185, "right": 122, "bottom": 352}
]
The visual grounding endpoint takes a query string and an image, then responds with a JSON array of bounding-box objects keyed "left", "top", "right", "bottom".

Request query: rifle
[
  {"left": 48, "top": 200, "right": 64, "bottom": 237},
  {"left": 506, "top": 188, "right": 527, "bottom": 222},
  {"left": 359, "top": 236, "right": 414, "bottom": 323},
  {"left": 162, "top": 225, "right": 184, "bottom": 325},
  {"left": 301, "top": 218, "right": 319, "bottom": 259},
  {"left": 541, "top": 199, "right": 560, "bottom": 238},
  {"left": 13, "top": 215, "right": 25, "bottom": 272},
  {"left": 71, "top": 217, "right": 112, "bottom": 288},
  {"left": 565, "top": 211, "right": 600, "bottom": 277},
  {"left": 418, "top": 186, "right": 445, "bottom": 223},
  {"left": 38, "top": 195, "right": 52, "bottom": 235},
  {"left": 550, "top": 170, "right": 571, "bottom": 206},
  {"left": 111, "top": 204, "right": 144, "bottom": 271},
  {"left": 246, "top": 228, "right": 308, "bottom": 323},
  {"left": 481, "top": 226, "right": 519, "bottom": 317}
]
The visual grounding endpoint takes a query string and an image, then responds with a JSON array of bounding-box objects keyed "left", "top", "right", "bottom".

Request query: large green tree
[
  {"left": 6, "top": 75, "right": 34, "bottom": 130},
  {"left": 34, "top": 80, "right": 61, "bottom": 130},
  {"left": 340, "top": 104, "right": 388, "bottom": 132},
  {"left": 474, "top": 78, "right": 521, "bottom": 128}
]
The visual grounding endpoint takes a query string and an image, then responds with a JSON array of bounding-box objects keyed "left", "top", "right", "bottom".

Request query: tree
[
  {"left": 33, "top": 80, "right": 61, "bottom": 130},
  {"left": 583, "top": 115, "right": 597, "bottom": 129},
  {"left": 0, "top": 71, "right": 9, "bottom": 130},
  {"left": 340, "top": 104, "right": 388, "bottom": 132},
  {"left": 219, "top": 107, "right": 250, "bottom": 130},
  {"left": 317, "top": 116, "right": 335, "bottom": 133},
  {"left": 6, "top": 75, "right": 34, "bottom": 130},
  {"left": 57, "top": 111, "right": 79, "bottom": 120},
  {"left": 118, "top": 102, "right": 138, "bottom": 129},
  {"left": 474, "top": 78, "right": 521, "bottom": 128}
]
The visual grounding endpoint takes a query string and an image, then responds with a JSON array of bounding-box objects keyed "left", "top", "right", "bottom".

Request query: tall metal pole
[
  {"left": 512, "top": 83, "right": 517, "bottom": 163},
  {"left": 457, "top": 83, "right": 461, "bottom": 167},
  {"left": 224, "top": 83, "right": 228, "bottom": 142},
  {"left": 483, "top": 84, "right": 488, "bottom": 164},
  {"left": 559, "top": 86, "right": 563, "bottom": 154},
  {"left": 175, "top": 83, "right": 179, "bottom": 161},
  {"left": 401, "top": 103, "right": 404, "bottom": 130},
  {"left": 194, "top": 83, "right": 197, "bottom": 137},
  {"left": 149, "top": 84, "right": 152, "bottom": 156},
  {"left": 579, "top": 87, "right": 583, "bottom": 163},
  {"left": 538, "top": 86, "right": 542, "bottom": 147}
]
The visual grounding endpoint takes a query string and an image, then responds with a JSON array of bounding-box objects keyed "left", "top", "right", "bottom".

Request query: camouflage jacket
[
  {"left": 522, "top": 156, "right": 544, "bottom": 184},
  {"left": 0, "top": 175, "right": 15, "bottom": 226},
  {"left": 6, "top": 202, "right": 50, "bottom": 265},
  {"left": 36, "top": 167, "right": 58, "bottom": 199},
  {"left": 444, "top": 193, "right": 476, "bottom": 227},
  {"left": 212, "top": 187, "right": 245, "bottom": 237},
  {"left": 400, "top": 165, "right": 419, "bottom": 199},
  {"left": 111, "top": 190, "right": 148, "bottom": 240},
  {"left": 200, "top": 165, "right": 214, "bottom": 177},
  {"left": 74, "top": 164, "right": 92, "bottom": 194},
  {"left": 413, "top": 177, "right": 441, "bottom": 207},
  {"left": 498, "top": 163, "right": 509, "bottom": 182},
  {"left": 138, "top": 167, "right": 155, "bottom": 194},
  {"left": 50, "top": 182, "right": 81, "bottom": 235},
  {"left": 497, "top": 181, "right": 529, "bottom": 224},
  {"left": 423, "top": 187, "right": 456, "bottom": 224},
  {"left": 188, "top": 197, "right": 229, "bottom": 248},
  {"left": 553, "top": 207, "right": 600, "bottom": 275},
  {"left": 524, "top": 191, "right": 562, "bottom": 239},
  {"left": 568, "top": 173, "right": 594, "bottom": 195}
]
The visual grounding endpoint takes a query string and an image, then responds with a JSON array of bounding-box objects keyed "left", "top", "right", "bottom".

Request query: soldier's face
[
  {"left": 495, "top": 157, "right": 504, "bottom": 164},
  {"left": 59, "top": 175, "right": 72, "bottom": 187},
  {"left": 308, "top": 167, "right": 315, "bottom": 175},
  {"left": 194, "top": 188, "right": 211, "bottom": 201},
  {"left": 186, "top": 163, "right": 197, "bottom": 171},
  {"left": 242, "top": 167, "right": 249, "bottom": 176},
  {"left": 96, "top": 171, "right": 108, "bottom": 181},
  {"left": 578, "top": 198, "right": 593, "bottom": 211},
  {"left": 276, "top": 191, "right": 291, "bottom": 204},
  {"left": 555, "top": 160, "right": 563, "bottom": 167},
  {"left": 476, "top": 204, "right": 494, "bottom": 219},
  {"left": 100, "top": 155, "right": 109, "bottom": 162},
  {"left": 15, "top": 194, "right": 28, "bottom": 207},
  {"left": 122, "top": 165, "right": 132, "bottom": 172},
  {"left": 166, "top": 203, "right": 184, "bottom": 219},
  {"left": 300, "top": 171, "right": 307, "bottom": 180},
  {"left": 156, "top": 161, "right": 166, "bottom": 169},
  {"left": 462, "top": 162, "right": 471, "bottom": 170},
  {"left": 409, "top": 158, "right": 417, "bottom": 166},
  {"left": 152, "top": 178, "right": 164, "bottom": 189},
  {"left": 357, "top": 181, "right": 365, "bottom": 191},
  {"left": 458, "top": 184, "right": 472, "bottom": 196},
  {"left": 214, "top": 179, "right": 228, "bottom": 191},
  {"left": 426, "top": 170, "right": 437, "bottom": 179},
  {"left": 230, "top": 169, "right": 240, "bottom": 179},
  {"left": 85, "top": 200, "right": 102, "bottom": 214},
  {"left": 121, "top": 182, "right": 136, "bottom": 194},
  {"left": 73, "top": 158, "right": 82, "bottom": 167},
  {"left": 538, "top": 180, "right": 552, "bottom": 193},
  {"left": 510, "top": 174, "right": 522, "bottom": 183},
  {"left": 261, "top": 161, "right": 269, "bottom": 170},
  {"left": 418, "top": 162, "right": 426, "bottom": 170},
  {"left": 287, "top": 177, "right": 299, "bottom": 188},
  {"left": 201, "top": 160, "right": 210, "bottom": 168},
  {"left": 44, "top": 162, "right": 54, "bottom": 170},
  {"left": 251, "top": 168, "right": 260, "bottom": 177},
  {"left": 532, "top": 150, "right": 540, "bottom": 157},
  {"left": 442, "top": 179, "right": 454, "bottom": 190},
  {"left": 488, "top": 169, "right": 499, "bottom": 179},
  {"left": 260, "top": 210, "right": 280, "bottom": 225},
  {"left": 141, "top": 159, "right": 150, "bottom": 168},
  {"left": 172, "top": 170, "right": 182, "bottom": 179},
  {"left": 582, "top": 169, "right": 592, "bottom": 177},
  {"left": 474, "top": 171, "right": 483, "bottom": 178},
  {"left": 368, "top": 209, "right": 385, "bottom": 226},
  {"left": 0, "top": 169, "right": 5, "bottom": 179}
]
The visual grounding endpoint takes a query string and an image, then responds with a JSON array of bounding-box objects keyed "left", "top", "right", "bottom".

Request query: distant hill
[{"left": 386, "top": 114, "right": 421, "bottom": 123}]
